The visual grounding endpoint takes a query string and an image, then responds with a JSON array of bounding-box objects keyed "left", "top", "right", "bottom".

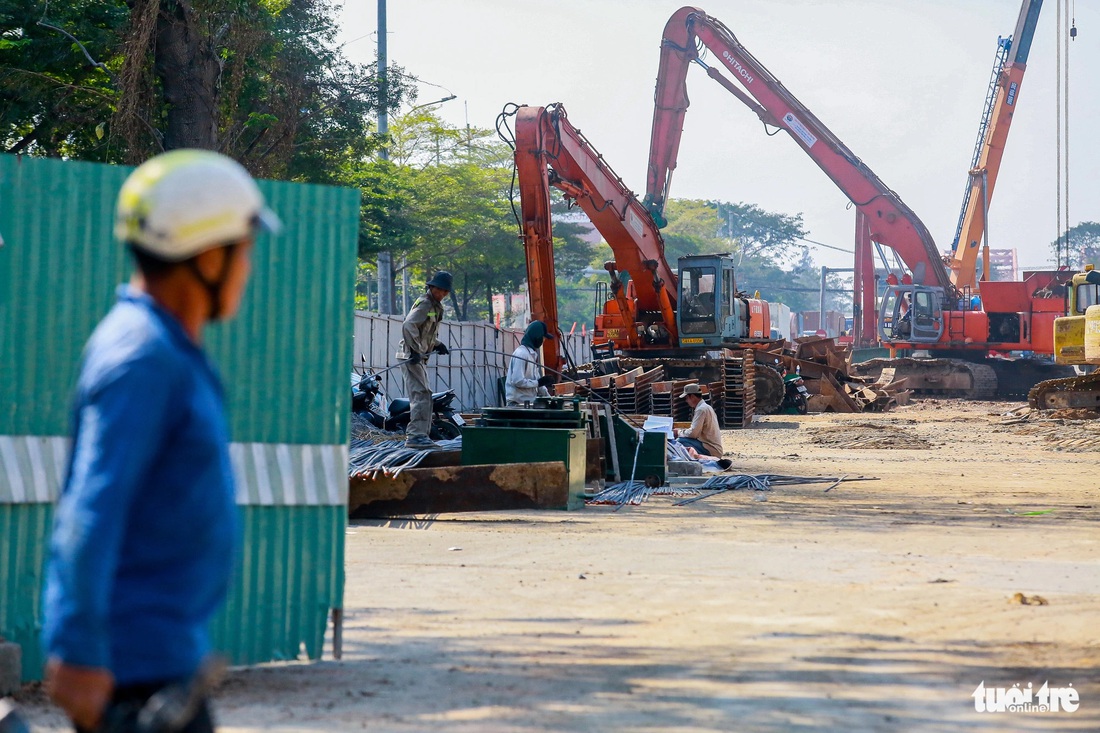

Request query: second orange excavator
[{"left": 646, "top": 3, "right": 1071, "bottom": 397}]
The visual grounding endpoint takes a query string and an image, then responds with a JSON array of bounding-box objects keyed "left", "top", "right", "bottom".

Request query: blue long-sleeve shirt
[{"left": 43, "top": 286, "right": 238, "bottom": 685}]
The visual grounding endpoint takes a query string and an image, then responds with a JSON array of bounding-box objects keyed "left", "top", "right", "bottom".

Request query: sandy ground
[{"left": 20, "top": 399, "right": 1100, "bottom": 732}]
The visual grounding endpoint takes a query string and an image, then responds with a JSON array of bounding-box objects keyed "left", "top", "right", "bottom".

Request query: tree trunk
[
  {"left": 485, "top": 280, "right": 495, "bottom": 326},
  {"left": 154, "top": 1, "right": 220, "bottom": 150}
]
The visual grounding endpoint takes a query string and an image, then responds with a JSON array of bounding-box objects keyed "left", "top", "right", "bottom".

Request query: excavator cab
[
  {"left": 879, "top": 284, "right": 946, "bottom": 344},
  {"left": 676, "top": 254, "right": 766, "bottom": 348},
  {"left": 1052, "top": 267, "right": 1100, "bottom": 364}
]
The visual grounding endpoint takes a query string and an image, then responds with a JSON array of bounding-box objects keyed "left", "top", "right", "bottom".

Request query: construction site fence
[{"left": 352, "top": 312, "right": 592, "bottom": 411}]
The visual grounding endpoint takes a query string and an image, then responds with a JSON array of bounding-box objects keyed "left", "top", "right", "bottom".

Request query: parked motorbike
[
  {"left": 351, "top": 369, "right": 463, "bottom": 440},
  {"left": 779, "top": 369, "right": 810, "bottom": 415}
]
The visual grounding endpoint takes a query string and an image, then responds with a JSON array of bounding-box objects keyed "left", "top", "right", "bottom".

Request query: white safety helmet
[{"left": 115, "top": 149, "right": 281, "bottom": 261}]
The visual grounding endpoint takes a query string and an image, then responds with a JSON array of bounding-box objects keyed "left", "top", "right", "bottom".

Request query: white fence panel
[{"left": 352, "top": 311, "right": 591, "bottom": 411}]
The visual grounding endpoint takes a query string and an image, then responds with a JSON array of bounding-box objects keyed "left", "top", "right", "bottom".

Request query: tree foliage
[
  {"left": 0, "top": 0, "right": 414, "bottom": 181},
  {"left": 1051, "top": 222, "right": 1100, "bottom": 271},
  {"left": 0, "top": 0, "right": 125, "bottom": 157},
  {"left": 655, "top": 198, "right": 846, "bottom": 312},
  {"left": 350, "top": 110, "right": 597, "bottom": 322}
]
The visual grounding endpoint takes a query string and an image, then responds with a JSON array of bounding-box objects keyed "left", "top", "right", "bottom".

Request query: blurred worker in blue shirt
[{"left": 42, "top": 150, "right": 280, "bottom": 733}]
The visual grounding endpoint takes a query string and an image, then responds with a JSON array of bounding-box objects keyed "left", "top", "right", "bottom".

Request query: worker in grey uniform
[
  {"left": 397, "top": 271, "right": 452, "bottom": 449},
  {"left": 506, "top": 320, "right": 555, "bottom": 405}
]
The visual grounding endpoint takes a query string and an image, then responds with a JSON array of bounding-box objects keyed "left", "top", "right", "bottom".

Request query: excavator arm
[
  {"left": 646, "top": 7, "right": 952, "bottom": 293},
  {"left": 949, "top": 0, "right": 1043, "bottom": 289},
  {"left": 512, "top": 104, "right": 679, "bottom": 373}
]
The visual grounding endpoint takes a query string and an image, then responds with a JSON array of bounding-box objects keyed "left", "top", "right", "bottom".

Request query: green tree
[
  {"left": 349, "top": 115, "right": 522, "bottom": 321},
  {"left": 660, "top": 198, "right": 808, "bottom": 264},
  {"left": 557, "top": 198, "right": 846, "bottom": 328},
  {"left": 0, "top": 0, "right": 125, "bottom": 158},
  {"left": 1051, "top": 222, "right": 1100, "bottom": 270},
  {"left": 549, "top": 202, "right": 602, "bottom": 331},
  {"left": 0, "top": 0, "right": 413, "bottom": 180}
]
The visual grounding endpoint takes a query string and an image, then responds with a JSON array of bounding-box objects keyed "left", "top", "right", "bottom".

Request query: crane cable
[
  {"left": 1064, "top": 0, "right": 1073, "bottom": 264},
  {"left": 1055, "top": 0, "right": 1076, "bottom": 266},
  {"left": 1056, "top": 0, "right": 1061, "bottom": 266}
]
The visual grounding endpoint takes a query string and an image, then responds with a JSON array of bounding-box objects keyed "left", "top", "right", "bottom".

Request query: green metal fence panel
[
  {"left": 210, "top": 506, "right": 345, "bottom": 665},
  {"left": 0, "top": 156, "right": 128, "bottom": 435},
  {"left": 0, "top": 155, "right": 356, "bottom": 681},
  {"left": 0, "top": 155, "right": 358, "bottom": 443},
  {"left": 0, "top": 504, "right": 52, "bottom": 680},
  {"left": 208, "top": 177, "right": 357, "bottom": 444}
]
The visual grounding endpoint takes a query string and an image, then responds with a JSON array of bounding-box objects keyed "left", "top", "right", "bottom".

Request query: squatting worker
[
  {"left": 397, "top": 271, "right": 452, "bottom": 450},
  {"left": 42, "top": 149, "right": 280, "bottom": 733},
  {"left": 673, "top": 383, "right": 723, "bottom": 457},
  {"left": 505, "top": 320, "right": 556, "bottom": 406}
]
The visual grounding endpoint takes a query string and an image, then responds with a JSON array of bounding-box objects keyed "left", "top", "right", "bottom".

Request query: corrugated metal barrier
[
  {"left": 353, "top": 312, "right": 592, "bottom": 410},
  {"left": 0, "top": 154, "right": 358, "bottom": 680}
]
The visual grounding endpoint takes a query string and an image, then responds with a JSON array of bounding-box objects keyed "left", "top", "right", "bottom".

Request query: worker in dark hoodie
[{"left": 505, "top": 320, "right": 556, "bottom": 405}]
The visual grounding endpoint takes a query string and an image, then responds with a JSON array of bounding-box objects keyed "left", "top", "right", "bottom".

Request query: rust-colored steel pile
[
  {"left": 767, "top": 336, "right": 910, "bottom": 413},
  {"left": 554, "top": 350, "right": 756, "bottom": 428}
]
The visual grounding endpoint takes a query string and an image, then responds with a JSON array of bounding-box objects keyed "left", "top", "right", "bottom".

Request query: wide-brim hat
[{"left": 680, "top": 383, "right": 704, "bottom": 399}]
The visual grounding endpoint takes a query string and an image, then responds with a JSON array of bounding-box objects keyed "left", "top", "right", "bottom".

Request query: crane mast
[{"left": 949, "top": 0, "right": 1043, "bottom": 289}]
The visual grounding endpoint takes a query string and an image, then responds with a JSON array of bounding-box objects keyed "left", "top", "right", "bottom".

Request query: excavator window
[
  {"left": 681, "top": 266, "right": 718, "bottom": 334},
  {"left": 913, "top": 290, "right": 934, "bottom": 320},
  {"left": 1075, "top": 283, "right": 1100, "bottom": 314}
]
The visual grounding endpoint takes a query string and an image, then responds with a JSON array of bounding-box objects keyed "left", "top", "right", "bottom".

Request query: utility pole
[
  {"left": 376, "top": 0, "right": 394, "bottom": 314},
  {"left": 401, "top": 254, "right": 410, "bottom": 313},
  {"left": 819, "top": 266, "right": 827, "bottom": 334}
]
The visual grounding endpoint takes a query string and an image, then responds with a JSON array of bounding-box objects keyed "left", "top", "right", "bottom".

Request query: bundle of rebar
[
  {"left": 585, "top": 481, "right": 700, "bottom": 506},
  {"left": 674, "top": 474, "right": 855, "bottom": 505},
  {"left": 587, "top": 473, "right": 872, "bottom": 507},
  {"left": 348, "top": 437, "right": 462, "bottom": 479}
]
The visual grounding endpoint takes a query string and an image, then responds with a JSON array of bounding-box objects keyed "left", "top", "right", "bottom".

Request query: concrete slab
[{"left": 667, "top": 460, "right": 702, "bottom": 476}]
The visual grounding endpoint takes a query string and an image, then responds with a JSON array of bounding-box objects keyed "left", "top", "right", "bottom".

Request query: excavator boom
[
  {"left": 512, "top": 104, "right": 679, "bottom": 372},
  {"left": 647, "top": 7, "right": 951, "bottom": 292}
]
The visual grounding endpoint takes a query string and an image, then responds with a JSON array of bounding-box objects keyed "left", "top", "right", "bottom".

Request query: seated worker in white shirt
[
  {"left": 506, "top": 320, "right": 555, "bottom": 406},
  {"left": 673, "top": 383, "right": 723, "bottom": 457}
]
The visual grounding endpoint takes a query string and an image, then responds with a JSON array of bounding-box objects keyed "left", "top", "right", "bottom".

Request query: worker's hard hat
[
  {"left": 115, "top": 149, "right": 281, "bottom": 261},
  {"left": 427, "top": 271, "right": 454, "bottom": 291}
]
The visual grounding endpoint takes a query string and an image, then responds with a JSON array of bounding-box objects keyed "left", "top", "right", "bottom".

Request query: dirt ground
[{"left": 21, "top": 399, "right": 1100, "bottom": 732}]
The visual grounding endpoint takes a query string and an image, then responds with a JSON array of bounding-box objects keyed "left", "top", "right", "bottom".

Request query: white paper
[{"left": 642, "top": 415, "right": 674, "bottom": 436}]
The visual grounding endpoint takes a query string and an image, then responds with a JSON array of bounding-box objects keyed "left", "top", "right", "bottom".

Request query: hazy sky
[{"left": 338, "top": 0, "right": 1097, "bottom": 272}]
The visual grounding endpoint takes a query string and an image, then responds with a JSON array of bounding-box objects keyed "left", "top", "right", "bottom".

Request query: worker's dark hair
[{"left": 128, "top": 243, "right": 179, "bottom": 278}]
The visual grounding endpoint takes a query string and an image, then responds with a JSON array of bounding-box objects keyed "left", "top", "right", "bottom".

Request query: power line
[
  {"left": 759, "top": 286, "right": 852, "bottom": 294},
  {"left": 720, "top": 210, "right": 853, "bottom": 254},
  {"left": 795, "top": 235, "right": 852, "bottom": 254}
]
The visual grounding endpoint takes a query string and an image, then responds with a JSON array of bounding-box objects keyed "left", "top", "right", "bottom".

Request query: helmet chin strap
[{"left": 186, "top": 243, "right": 238, "bottom": 320}]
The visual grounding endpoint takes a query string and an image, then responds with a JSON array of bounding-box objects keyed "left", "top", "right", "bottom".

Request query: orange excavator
[
  {"left": 646, "top": 4, "right": 1069, "bottom": 397},
  {"left": 501, "top": 102, "right": 772, "bottom": 375}
]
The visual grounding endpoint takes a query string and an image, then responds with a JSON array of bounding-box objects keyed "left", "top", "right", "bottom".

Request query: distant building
[
  {"left": 986, "top": 248, "right": 1018, "bottom": 281},
  {"left": 491, "top": 289, "right": 530, "bottom": 329},
  {"left": 554, "top": 211, "right": 602, "bottom": 245},
  {"left": 941, "top": 247, "right": 1019, "bottom": 282}
]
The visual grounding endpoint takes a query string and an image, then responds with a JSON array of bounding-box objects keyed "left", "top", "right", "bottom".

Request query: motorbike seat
[{"left": 389, "top": 391, "right": 453, "bottom": 417}]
